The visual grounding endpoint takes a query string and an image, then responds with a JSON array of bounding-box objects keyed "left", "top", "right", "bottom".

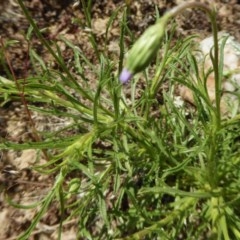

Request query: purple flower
[{"left": 119, "top": 68, "right": 133, "bottom": 84}]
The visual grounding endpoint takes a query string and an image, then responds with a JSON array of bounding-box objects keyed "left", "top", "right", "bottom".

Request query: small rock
[{"left": 179, "top": 32, "right": 240, "bottom": 116}]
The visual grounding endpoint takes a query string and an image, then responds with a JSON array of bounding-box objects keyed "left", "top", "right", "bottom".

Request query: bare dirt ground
[{"left": 0, "top": 0, "right": 240, "bottom": 239}]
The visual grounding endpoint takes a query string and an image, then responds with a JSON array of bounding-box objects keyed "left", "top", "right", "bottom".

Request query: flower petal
[{"left": 119, "top": 68, "right": 132, "bottom": 84}]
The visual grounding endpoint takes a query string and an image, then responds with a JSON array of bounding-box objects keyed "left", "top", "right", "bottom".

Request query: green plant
[{"left": 1, "top": 1, "right": 240, "bottom": 239}]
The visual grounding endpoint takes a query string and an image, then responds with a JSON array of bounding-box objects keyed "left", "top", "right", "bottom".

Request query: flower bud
[{"left": 119, "top": 15, "right": 170, "bottom": 83}]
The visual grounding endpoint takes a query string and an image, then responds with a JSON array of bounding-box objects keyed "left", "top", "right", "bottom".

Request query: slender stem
[
  {"left": 81, "top": 0, "right": 100, "bottom": 60},
  {"left": 155, "top": 2, "right": 221, "bottom": 189},
  {"left": 209, "top": 12, "right": 221, "bottom": 129},
  {"left": 17, "top": 0, "right": 115, "bottom": 122},
  {"left": 167, "top": 2, "right": 221, "bottom": 128},
  {"left": 167, "top": 2, "right": 212, "bottom": 18},
  {"left": 17, "top": 0, "right": 93, "bottom": 102}
]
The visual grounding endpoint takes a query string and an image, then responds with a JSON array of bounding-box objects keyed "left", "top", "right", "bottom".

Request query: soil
[{"left": 0, "top": 0, "right": 240, "bottom": 239}]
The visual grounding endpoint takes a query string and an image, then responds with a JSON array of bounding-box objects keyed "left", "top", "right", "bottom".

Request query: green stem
[
  {"left": 156, "top": 2, "right": 221, "bottom": 189},
  {"left": 167, "top": 2, "right": 221, "bottom": 128},
  {"left": 81, "top": 0, "right": 100, "bottom": 60},
  {"left": 168, "top": 2, "right": 212, "bottom": 18},
  {"left": 17, "top": 0, "right": 93, "bottom": 101},
  {"left": 209, "top": 12, "right": 221, "bottom": 129}
]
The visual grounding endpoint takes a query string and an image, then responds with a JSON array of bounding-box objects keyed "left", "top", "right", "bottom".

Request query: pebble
[{"left": 179, "top": 32, "right": 240, "bottom": 116}]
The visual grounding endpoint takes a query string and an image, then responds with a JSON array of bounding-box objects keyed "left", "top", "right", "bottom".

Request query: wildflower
[
  {"left": 119, "top": 68, "right": 132, "bottom": 84},
  {"left": 119, "top": 15, "right": 170, "bottom": 83}
]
